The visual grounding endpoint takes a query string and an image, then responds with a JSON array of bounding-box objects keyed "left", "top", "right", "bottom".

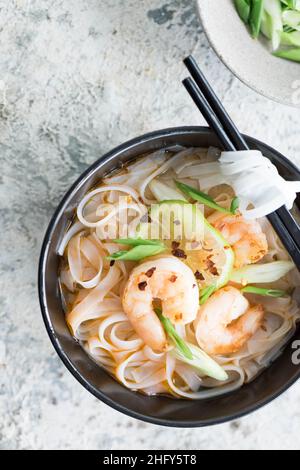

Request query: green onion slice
[
  {"left": 241, "top": 285, "right": 287, "bottom": 297},
  {"left": 155, "top": 309, "right": 193, "bottom": 360}
]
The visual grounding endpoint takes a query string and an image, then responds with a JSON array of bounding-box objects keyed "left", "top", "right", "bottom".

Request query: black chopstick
[
  {"left": 184, "top": 56, "right": 248, "bottom": 151},
  {"left": 183, "top": 57, "right": 300, "bottom": 267},
  {"left": 184, "top": 55, "right": 300, "bottom": 246},
  {"left": 182, "top": 78, "right": 235, "bottom": 152}
]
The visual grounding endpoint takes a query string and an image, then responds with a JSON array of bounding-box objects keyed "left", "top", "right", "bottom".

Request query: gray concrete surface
[{"left": 1, "top": 0, "right": 300, "bottom": 450}]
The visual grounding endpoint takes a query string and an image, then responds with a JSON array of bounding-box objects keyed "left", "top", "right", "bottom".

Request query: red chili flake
[
  {"left": 194, "top": 270, "right": 205, "bottom": 281},
  {"left": 145, "top": 267, "right": 156, "bottom": 278},
  {"left": 171, "top": 241, "right": 180, "bottom": 250},
  {"left": 169, "top": 275, "right": 177, "bottom": 283},
  {"left": 138, "top": 281, "right": 148, "bottom": 291},
  {"left": 205, "top": 258, "right": 219, "bottom": 276},
  {"left": 110, "top": 260, "right": 115, "bottom": 267},
  {"left": 172, "top": 248, "right": 187, "bottom": 259}
]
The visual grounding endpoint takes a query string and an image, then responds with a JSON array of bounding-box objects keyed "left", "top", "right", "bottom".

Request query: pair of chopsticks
[{"left": 183, "top": 55, "right": 300, "bottom": 267}]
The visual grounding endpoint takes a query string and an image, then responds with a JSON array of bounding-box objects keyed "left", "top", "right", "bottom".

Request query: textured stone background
[{"left": 1, "top": 0, "right": 300, "bottom": 450}]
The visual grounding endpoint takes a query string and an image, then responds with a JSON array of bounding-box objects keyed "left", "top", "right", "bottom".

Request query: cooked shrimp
[
  {"left": 122, "top": 256, "right": 200, "bottom": 352},
  {"left": 194, "top": 286, "right": 264, "bottom": 355},
  {"left": 209, "top": 212, "right": 268, "bottom": 269}
]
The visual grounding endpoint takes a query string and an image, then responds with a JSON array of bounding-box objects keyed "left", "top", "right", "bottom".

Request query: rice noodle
[
  {"left": 58, "top": 221, "right": 85, "bottom": 256},
  {"left": 219, "top": 150, "right": 300, "bottom": 218},
  {"left": 139, "top": 149, "right": 200, "bottom": 204},
  {"left": 59, "top": 146, "right": 300, "bottom": 400},
  {"left": 67, "top": 233, "right": 104, "bottom": 289},
  {"left": 77, "top": 184, "right": 142, "bottom": 228}
]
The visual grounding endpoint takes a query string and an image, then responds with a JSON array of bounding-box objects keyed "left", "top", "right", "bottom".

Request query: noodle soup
[{"left": 59, "top": 147, "right": 300, "bottom": 399}]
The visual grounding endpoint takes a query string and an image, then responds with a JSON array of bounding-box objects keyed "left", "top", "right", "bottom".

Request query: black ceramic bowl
[{"left": 39, "top": 127, "right": 300, "bottom": 427}]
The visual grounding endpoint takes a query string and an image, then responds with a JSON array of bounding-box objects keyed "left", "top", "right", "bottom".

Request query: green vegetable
[
  {"left": 156, "top": 308, "right": 228, "bottom": 381},
  {"left": 108, "top": 244, "right": 166, "bottom": 261},
  {"left": 230, "top": 260, "right": 294, "bottom": 284},
  {"left": 234, "top": 0, "right": 251, "bottom": 23},
  {"left": 230, "top": 197, "right": 240, "bottom": 215},
  {"left": 172, "top": 343, "right": 228, "bottom": 382},
  {"left": 274, "top": 46, "right": 300, "bottom": 61},
  {"left": 283, "top": 25, "right": 295, "bottom": 33},
  {"left": 175, "top": 181, "right": 238, "bottom": 215},
  {"left": 260, "top": 8, "right": 272, "bottom": 38},
  {"left": 234, "top": 0, "right": 300, "bottom": 62},
  {"left": 200, "top": 285, "right": 216, "bottom": 305},
  {"left": 249, "top": 0, "right": 264, "bottom": 38},
  {"left": 241, "top": 285, "right": 287, "bottom": 297},
  {"left": 264, "top": 0, "right": 283, "bottom": 50},
  {"left": 282, "top": 9, "right": 300, "bottom": 30},
  {"left": 155, "top": 309, "right": 193, "bottom": 360},
  {"left": 282, "top": 0, "right": 297, "bottom": 8},
  {"left": 282, "top": 0, "right": 298, "bottom": 9},
  {"left": 281, "top": 30, "right": 300, "bottom": 46}
]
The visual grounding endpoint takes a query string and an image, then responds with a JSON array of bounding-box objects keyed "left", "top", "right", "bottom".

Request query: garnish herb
[
  {"left": 230, "top": 197, "right": 240, "bottom": 215},
  {"left": 241, "top": 285, "right": 287, "bottom": 297},
  {"left": 274, "top": 47, "right": 300, "bottom": 61},
  {"left": 200, "top": 285, "right": 216, "bottom": 305},
  {"left": 234, "top": 0, "right": 251, "bottom": 23},
  {"left": 175, "top": 181, "right": 239, "bottom": 215},
  {"left": 249, "top": 0, "right": 264, "bottom": 38},
  {"left": 108, "top": 244, "right": 166, "bottom": 261},
  {"left": 173, "top": 342, "right": 228, "bottom": 382},
  {"left": 155, "top": 308, "right": 194, "bottom": 360}
]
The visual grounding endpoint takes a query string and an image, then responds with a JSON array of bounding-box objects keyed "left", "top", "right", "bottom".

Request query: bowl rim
[{"left": 38, "top": 126, "right": 300, "bottom": 428}]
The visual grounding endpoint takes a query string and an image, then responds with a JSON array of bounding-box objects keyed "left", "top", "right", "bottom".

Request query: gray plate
[{"left": 197, "top": 0, "right": 300, "bottom": 107}]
